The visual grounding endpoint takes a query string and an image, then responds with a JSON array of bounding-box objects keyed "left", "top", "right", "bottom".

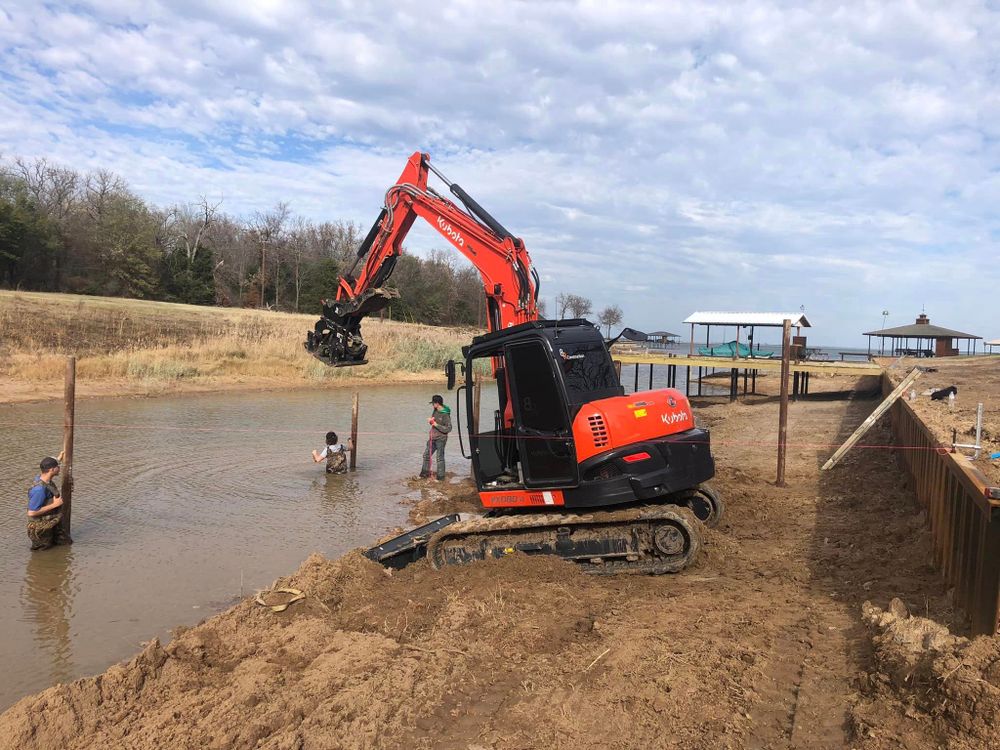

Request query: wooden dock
[{"left": 611, "top": 351, "right": 883, "bottom": 400}]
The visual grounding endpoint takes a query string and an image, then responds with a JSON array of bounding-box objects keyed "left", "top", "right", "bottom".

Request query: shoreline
[{"left": 0, "top": 370, "right": 447, "bottom": 407}]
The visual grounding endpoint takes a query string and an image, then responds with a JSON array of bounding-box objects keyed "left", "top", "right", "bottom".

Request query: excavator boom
[{"left": 304, "top": 152, "right": 540, "bottom": 366}]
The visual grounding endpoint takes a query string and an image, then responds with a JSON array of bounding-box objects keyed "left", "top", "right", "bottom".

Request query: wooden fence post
[
  {"left": 776, "top": 320, "right": 791, "bottom": 487},
  {"left": 350, "top": 393, "right": 359, "bottom": 470},
  {"left": 61, "top": 356, "right": 76, "bottom": 537}
]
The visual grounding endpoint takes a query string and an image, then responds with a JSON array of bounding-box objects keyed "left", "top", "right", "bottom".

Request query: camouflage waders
[
  {"left": 27, "top": 512, "right": 63, "bottom": 550},
  {"left": 326, "top": 451, "right": 347, "bottom": 474}
]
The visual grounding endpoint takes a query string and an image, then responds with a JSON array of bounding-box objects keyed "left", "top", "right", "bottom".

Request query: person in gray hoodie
[{"left": 419, "top": 394, "right": 452, "bottom": 481}]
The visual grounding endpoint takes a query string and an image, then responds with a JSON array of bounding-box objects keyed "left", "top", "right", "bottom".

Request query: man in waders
[
  {"left": 27, "top": 455, "right": 71, "bottom": 550},
  {"left": 312, "top": 431, "right": 351, "bottom": 474},
  {"left": 419, "top": 394, "right": 451, "bottom": 481}
]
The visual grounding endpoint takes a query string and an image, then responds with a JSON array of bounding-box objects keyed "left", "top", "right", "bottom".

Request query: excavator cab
[
  {"left": 464, "top": 320, "right": 620, "bottom": 495},
  {"left": 460, "top": 319, "right": 719, "bottom": 521}
]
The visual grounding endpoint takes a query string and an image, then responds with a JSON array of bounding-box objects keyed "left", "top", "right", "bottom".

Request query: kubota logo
[
  {"left": 661, "top": 411, "right": 689, "bottom": 425},
  {"left": 437, "top": 216, "right": 465, "bottom": 247}
]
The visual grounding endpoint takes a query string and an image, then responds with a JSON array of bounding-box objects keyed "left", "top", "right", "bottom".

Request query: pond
[{"left": 0, "top": 384, "right": 445, "bottom": 711}]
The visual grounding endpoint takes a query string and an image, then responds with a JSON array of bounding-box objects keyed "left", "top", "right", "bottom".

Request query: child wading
[
  {"left": 312, "top": 431, "right": 351, "bottom": 474},
  {"left": 420, "top": 394, "right": 452, "bottom": 481}
]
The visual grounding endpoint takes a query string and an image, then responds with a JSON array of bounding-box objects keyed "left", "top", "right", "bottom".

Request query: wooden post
[
  {"left": 61, "top": 356, "right": 76, "bottom": 537},
  {"left": 776, "top": 320, "right": 791, "bottom": 487},
  {"left": 349, "top": 392, "right": 359, "bottom": 470}
]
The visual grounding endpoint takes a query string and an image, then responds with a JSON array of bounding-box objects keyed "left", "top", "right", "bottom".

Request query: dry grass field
[{"left": 0, "top": 291, "right": 474, "bottom": 402}]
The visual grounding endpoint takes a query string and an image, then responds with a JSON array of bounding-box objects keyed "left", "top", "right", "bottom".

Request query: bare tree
[
  {"left": 8, "top": 157, "right": 79, "bottom": 223},
  {"left": 287, "top": 216, "right": 312, "bottom": 311},
  {"left": 597, "top": 304, "right": 624, "bottom": 337},
  {"left": 557, "top": 292, "right": 593, "bottom": 319},
  {"left": 165, "top": 196, "right": 222, "bottom": 266},
  {"left": 248, "top": 202, "right": 289, "bottom": 309}
]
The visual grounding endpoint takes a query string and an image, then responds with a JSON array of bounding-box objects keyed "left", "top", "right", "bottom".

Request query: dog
[{"left": 930, "top": 385, "right": 958, "bottom": 401}]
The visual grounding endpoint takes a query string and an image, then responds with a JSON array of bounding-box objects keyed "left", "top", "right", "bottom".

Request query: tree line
[
  {"left": 0, "top": 155, "right": 625, "bottom": 331},
  {"left": 0, "top": 156, "right": 492, "bottom": 326}
]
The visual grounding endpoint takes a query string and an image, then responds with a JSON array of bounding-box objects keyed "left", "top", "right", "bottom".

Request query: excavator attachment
[{"left": 304, "top": 287, "right": 400, "bottom": 366}]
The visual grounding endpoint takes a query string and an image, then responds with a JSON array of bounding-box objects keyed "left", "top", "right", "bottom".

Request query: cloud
[{"left": 1, "top": 1, "right": 999, "bottom": 344}]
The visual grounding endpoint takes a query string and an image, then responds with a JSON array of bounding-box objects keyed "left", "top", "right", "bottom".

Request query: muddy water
[{"left": 0, "top": 384, "right": 446, "bottom": 711}]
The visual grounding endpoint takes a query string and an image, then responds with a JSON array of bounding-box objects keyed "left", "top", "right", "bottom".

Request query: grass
[{"left": 0, "top": 290, "right": 474, "bottom": 389}]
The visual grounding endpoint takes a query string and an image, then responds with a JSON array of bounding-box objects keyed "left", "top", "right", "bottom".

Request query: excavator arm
[{"left": 304, "top": 152, "right": 541, "bottom": 366}]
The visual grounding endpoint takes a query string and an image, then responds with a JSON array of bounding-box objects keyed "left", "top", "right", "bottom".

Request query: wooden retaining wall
[{"left": 884, "top": 375, "right": 1000, "bottom": 635}]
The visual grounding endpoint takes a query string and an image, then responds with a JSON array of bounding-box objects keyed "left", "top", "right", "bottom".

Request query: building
[
  {"left": 647, "top": 331, "right": 680, "bottom": 349},
  {"left": 863, "top": 314, "right": 981, "bottom": 357}
]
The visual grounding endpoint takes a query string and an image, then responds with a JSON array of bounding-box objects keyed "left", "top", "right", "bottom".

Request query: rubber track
[{"left": 426, "top": 505, "right": 702, "bottom": 576}]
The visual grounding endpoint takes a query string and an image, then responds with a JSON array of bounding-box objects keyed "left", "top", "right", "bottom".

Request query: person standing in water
[
  {"left": 419, "top": 395, "right": 452, "bottom": 481},
  {"left": 27, "top": 453, "right": 71, "bottom": 550},
  {"left": 312, "top": 431, "right": 351, "bottom": 474}
]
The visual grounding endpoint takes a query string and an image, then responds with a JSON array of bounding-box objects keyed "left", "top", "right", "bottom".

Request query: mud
[{"left": 2, "top": 380, "right": 998, "bottom": 749}]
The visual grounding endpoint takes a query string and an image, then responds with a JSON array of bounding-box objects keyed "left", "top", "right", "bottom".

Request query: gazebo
[
  {"left": 985, "top": 338, "right": 1000, "bottom": 354},
  {"left": 864, "top": 314, "right": 980, "bottom": 357},
  {"left": 647, "top": 331, "right": 680, "bottom": 349}
]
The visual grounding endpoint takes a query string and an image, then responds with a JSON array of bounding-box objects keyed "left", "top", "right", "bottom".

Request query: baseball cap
[{"left": 430, "top": 394, "right": 444, "bottom": 405}]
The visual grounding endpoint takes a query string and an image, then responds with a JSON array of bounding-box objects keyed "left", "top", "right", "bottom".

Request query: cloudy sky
[{"left": 2, "top": 1, "right": 998, "bottom": 346}]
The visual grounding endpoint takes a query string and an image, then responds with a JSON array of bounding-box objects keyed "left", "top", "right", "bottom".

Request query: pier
[{"left": 612, "top": 351, "right": 883, "bottom": 401}]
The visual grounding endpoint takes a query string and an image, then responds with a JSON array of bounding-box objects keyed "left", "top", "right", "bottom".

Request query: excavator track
[
  {"left": 426, "top": 505, "right": 701, "bottom": 575},
  {"left": 672, "top": 483, "right": 725, "bottom": 528}
]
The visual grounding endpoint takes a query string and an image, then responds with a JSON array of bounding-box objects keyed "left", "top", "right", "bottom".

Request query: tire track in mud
[{"left": 746, "top": 606, "right": 854, "bottom": 750}]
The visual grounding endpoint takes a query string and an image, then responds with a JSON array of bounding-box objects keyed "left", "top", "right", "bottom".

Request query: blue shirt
[{"left": 28, "top": 477, "right": 54, "bottom": 513}]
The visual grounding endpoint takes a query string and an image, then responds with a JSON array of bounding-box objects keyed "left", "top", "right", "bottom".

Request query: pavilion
[
  {"left": 683, "top": 312, "right": 812, "bottom": 357},
  {"left": 647, "top": 330, "right": 680, "bottom": 349},
  {"left": 863, "top": 314, "right": 980, "bottom": 357}
]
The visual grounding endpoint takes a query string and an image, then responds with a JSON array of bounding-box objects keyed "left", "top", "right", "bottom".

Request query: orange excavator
[{"left": 306, "top": 152, "right": 722, "bottom": 574}]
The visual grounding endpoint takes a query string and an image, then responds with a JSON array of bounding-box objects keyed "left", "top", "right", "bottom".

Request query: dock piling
[
  {"left": 61, "top": 356, "right": 75, "bottom": 537},
  {"left": 350, "top": 393, "right": 359, "bottom": 470}
]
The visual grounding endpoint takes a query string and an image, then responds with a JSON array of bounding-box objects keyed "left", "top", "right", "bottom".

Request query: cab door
[{"left": 505, "top": 341, "right": 578, "bottom": 487}]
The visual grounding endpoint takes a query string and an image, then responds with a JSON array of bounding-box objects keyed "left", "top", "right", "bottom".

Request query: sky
[{"left": 1, "top": 1, "right": 999, "bottom": 347}]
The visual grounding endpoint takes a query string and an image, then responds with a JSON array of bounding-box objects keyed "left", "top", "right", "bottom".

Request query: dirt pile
[
  {"left": 853, "top": 599, "right": 1000, "bottom": 749},
  {"left": 0, "top": 546, "right": 760, "bottom": 750}
]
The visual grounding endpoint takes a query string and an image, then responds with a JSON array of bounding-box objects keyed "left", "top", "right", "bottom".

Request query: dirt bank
[
  {"left": 0, "top": 290, "right": 471, "bottom": 405},
  {"left": 2, "top": 386, "right": 995, "bottom": 748},
  {"left": 886, "top": 356, "right": 1000, "bottom": 486}
]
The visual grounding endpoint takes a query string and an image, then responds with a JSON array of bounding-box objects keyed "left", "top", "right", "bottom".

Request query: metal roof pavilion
[
  {"left": 863, "top": 314, "right": 981, "bottom": 357},
  {"left": 863, "top": 322, "right": 980, "bottom": 339},
  {"left": 683, "top": 312, "right": 811, "bottom": 357},
  {"left": 683, "top": 312, "right": 812, "bottom": 328}
]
